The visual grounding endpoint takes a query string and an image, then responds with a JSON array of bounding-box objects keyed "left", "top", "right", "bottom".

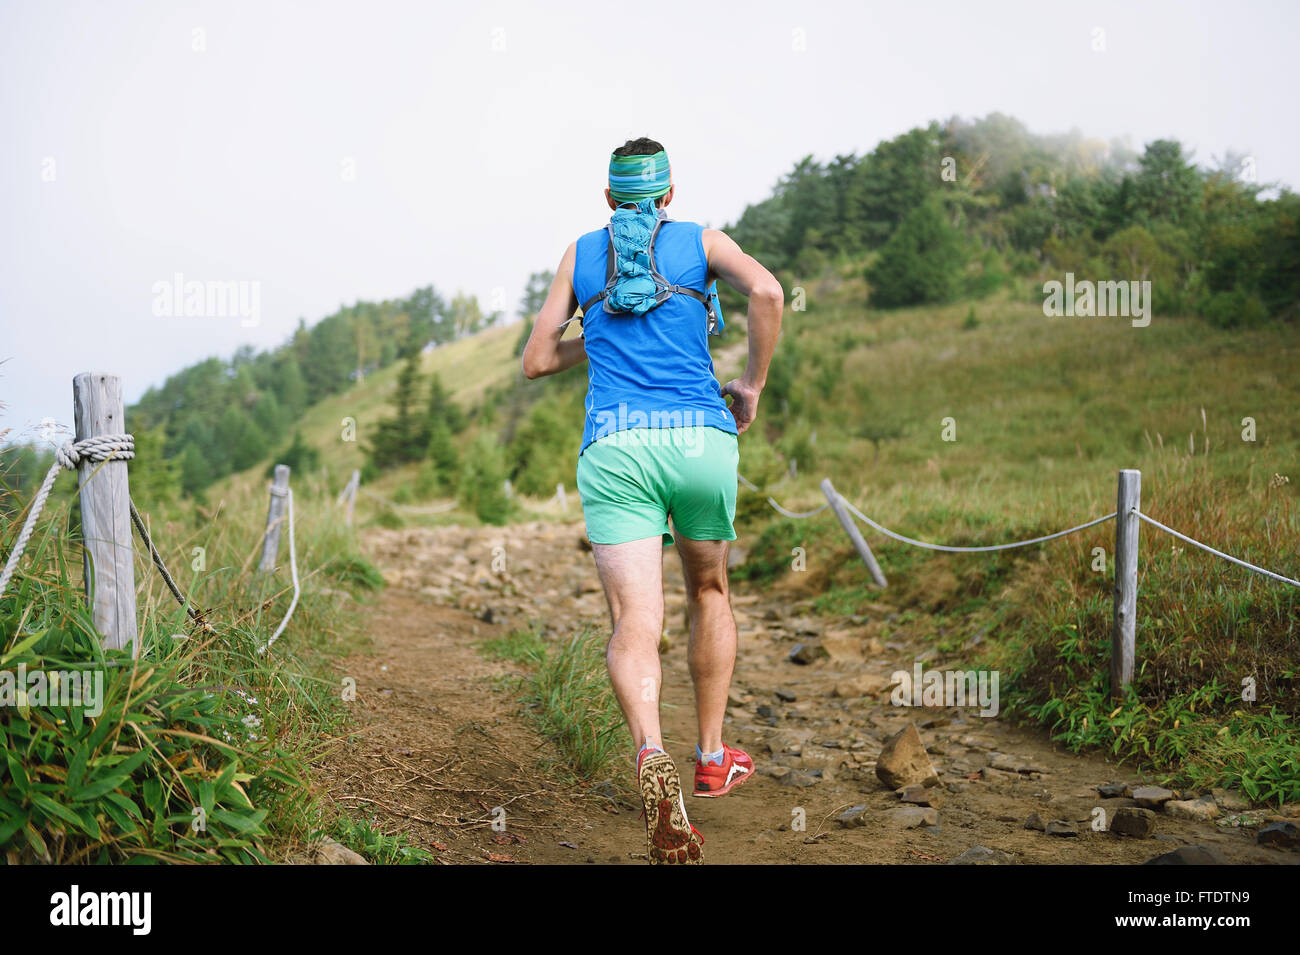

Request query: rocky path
[{"left": 318, "top": 518, "right": 1298, "bottom": 865}]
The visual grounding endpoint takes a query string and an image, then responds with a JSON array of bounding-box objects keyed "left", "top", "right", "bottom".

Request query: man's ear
[
  {"left": 605, "top": 188, "right": 618, "bottom": 210},
  {"left": 660, "top": 184, "right": 675, "bottom": 208}
]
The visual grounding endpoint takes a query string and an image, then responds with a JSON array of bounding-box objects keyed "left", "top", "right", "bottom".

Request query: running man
[{"left": 521, "top": 137, "right": 783, "bottom": 864}]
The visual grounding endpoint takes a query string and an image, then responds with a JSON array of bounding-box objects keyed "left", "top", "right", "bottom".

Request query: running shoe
[
  {"left": 637, "top": 748, "right": 704, "bottom": 865},
  {"left": 693, "top": 743, "right": 755, "bottom": 798}
]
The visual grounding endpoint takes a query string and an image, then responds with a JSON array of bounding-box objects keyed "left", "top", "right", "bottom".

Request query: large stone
[
  {"left": 1143, "top": 845, "right": 1227, "bottom": 865},
  {"left": 986, "top": 753, "right": 1045, "bottom": 774},
  {"left": 316, "top": 838, "right": 369, "bottom": 865},
  {"left": 949, "top": 845, "right": 1018, "bottom": 865},
  {"left": 1257, "top": 821, "right": 1300, "bottom": 850},
  {"left": 831, "top": 673, "right": 891, "bottom": 699},
  {"left": 1097, "top": 782, "right": 1128, "bottom": 798},
  {"left": 1165, "top": 796, "right": 1220, "bottom": 822},
  {"left": 875, "top": 723, "right": 940, "bottom": 789},
  {"left": 1132, "top": 785, "right": 1176, "bottom": 809},
  {"left": 1211, "top": 788, "right": 1250, "bottom": 812},
  {"left": 1046, "top": 819, "right": 1079, "bottom": 837},
  {"left": 788, "top": 642, "right": 828, "bottom": 665},
  {"left": 777, "top": 769, "right": 822, "bottom": 788},
  {"left": 899, "top": 785, "right": 944, "bottom": 808},
  {"left": 836, "top": 805, "right": 870, "bottom": 828},
  {"left": 883, "top": 807, "right": 939, "bottom": 829},
  {"left": 1024, "top": 812, "right": 1047, "bottom": 831},
  {"left": 1111, "top": 807, "right": 1158, "bottom": 838}
]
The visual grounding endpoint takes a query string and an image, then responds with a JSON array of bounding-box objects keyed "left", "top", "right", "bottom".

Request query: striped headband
[{"left": 608, "top": 149, "right": 671, "bottom": 203}]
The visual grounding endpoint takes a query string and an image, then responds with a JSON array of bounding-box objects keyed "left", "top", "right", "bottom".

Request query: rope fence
[
  {"left": 5, "top": 373, "right": 1292, "bottom": 694},
  {"left": 842, "top": 499, "right": 1118, "bottom": 553},
  {"left": 1133, "top": 509, "right": 1300, "bottom": 588},
  {"left": 740, "top": 466, "right": 1298, "bottom": 697}
]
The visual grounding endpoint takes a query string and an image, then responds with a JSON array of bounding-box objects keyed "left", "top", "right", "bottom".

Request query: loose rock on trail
[{"left": 316, "top": 519, "right": 1298, "bottom": 865}]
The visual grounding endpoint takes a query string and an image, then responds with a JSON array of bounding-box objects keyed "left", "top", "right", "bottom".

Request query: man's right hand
[
  {"left": 721, "top": 378, "right": 761, "bottom": 434},
  {"left": 703, "top": 229, "right": 783, "bottom": 437}
]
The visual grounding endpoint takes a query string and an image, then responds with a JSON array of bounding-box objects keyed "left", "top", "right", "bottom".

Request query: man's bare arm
[
  {"left": 521, "top": 242, "right": 586, "bottom": 379},
  {"left": 703, "top": 229, "right": 783, "bottom": 433}
]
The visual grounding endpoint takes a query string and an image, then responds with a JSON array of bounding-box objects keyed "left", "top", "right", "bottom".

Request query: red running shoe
[
  {"left": 637, "top": 748, "right": 704, "bottom": 865},
  {"left": 693, "top": 743, "right": 755, "bottom": 797}
]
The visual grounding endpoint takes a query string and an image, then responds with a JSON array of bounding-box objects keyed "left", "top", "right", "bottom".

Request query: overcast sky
[{"left": 2, "top": 0, "right": 1296, "bottom": 445}]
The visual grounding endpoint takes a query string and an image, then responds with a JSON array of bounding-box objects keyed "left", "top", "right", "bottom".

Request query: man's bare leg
[
  {"left": 674, "top": 535, "right": 736, "bottom": 754},
  {"left": 591, "top": 536, "right": 666, "bottom": 749}
]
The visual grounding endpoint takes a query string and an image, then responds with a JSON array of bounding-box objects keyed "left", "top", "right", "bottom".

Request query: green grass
[
  {"left": 480, "top": 625, "right": 625, "bottom": 782},
  {"left": 326, "top": 814, "right": 432, "bottom": 865}
]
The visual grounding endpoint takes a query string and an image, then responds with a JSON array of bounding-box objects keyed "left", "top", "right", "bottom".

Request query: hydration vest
[{"left": 566, "top": 206, "right": 724, "bottom": 336}]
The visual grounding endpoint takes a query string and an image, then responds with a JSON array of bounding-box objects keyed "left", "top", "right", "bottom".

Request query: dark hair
[{"left": 613, "top": 137, "right": 665, "bottom": 158}]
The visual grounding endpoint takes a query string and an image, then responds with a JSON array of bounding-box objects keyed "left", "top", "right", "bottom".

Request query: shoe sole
[
  {"left": 638, "top": 751, "right": 704, "bottom": 865},
  {"left": 693, "top": 760, "right": 756, "bottom": 798}
]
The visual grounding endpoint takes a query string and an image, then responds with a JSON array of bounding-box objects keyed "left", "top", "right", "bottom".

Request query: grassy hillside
[{"left": 214, "top": 321, "right": 523, "bottom": 507}]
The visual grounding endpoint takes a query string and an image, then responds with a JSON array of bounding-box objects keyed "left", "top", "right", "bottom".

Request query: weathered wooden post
[
  {"left": 344, "top": 469, "right": 359, "bottom": 526},
  {"left": 1111, "top": 469, "right": 1141, "bottom": 699},
  {"left": 73, "top": 373, "right": 138, "bottom": 655},
  {"left": 258, "top": 465, "right": 291, "bottom": 572},
  {"left": 820, "top": 478, "right": 887, "bottom": 589},
  {"left": 555, "top": 482, "right": 567, "bottom": 512}
]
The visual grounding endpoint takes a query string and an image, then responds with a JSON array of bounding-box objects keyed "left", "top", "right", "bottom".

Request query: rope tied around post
[
  {"left": 1, "top": 433, "right": 136, "bottom": 602},
  {"left": 0, "top": 431, "right": 215, "bottom": 635}
]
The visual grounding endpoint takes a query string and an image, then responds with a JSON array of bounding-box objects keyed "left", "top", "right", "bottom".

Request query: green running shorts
[{"left": 576, "top": 426, "right": 739, "bottom": 546}]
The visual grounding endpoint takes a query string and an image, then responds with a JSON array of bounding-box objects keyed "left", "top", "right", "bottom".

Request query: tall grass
[
  {"left": 481, "top": 626, "right": 625, "bottom": 781},
  {"left": 0, "top": 462, "right": 382, "bottom": 862}
]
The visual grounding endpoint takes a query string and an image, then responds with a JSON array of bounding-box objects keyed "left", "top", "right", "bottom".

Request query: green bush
[
  {"left": 1200, "top": 288, "right": 1270, "bottom": 329},
  {"left": 459, "top": 435, "right": 511, "bottom": 526},
  {"left": 866, "top": 197, "right": 968, "bottom": 308}
]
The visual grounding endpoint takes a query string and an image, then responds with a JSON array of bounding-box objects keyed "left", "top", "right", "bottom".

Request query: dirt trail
[{"left": 316, "top": 518, "right": 1297, "bottom": 865}]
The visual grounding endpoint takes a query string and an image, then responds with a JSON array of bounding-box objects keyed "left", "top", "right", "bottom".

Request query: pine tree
[
  {"left": 367, "top": 349, "right": 428, "bottom": 470},
  {"left": 426, "top": 372, "right": 465, "bottom": 434},
  {"left": 865, "top": 196, "right": 967, "bottom": 308}
]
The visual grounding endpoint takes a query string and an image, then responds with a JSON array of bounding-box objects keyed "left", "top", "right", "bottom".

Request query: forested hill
[
  {"left": 123, "top": 285, "right": 534, "bottom": 497},
  {"left": 726, "top": 113, "right": 1297, "bottom": 320},
  {"left": 40, "top": 112, "right": 1296, "bottom": 505}
]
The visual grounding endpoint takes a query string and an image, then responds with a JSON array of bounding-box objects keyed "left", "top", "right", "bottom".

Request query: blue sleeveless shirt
[{"left": 571, "top": 219, "right": 737, "bottom": 455}]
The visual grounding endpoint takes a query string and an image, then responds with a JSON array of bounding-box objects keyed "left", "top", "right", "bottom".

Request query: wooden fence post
[
  {"left": 73, "top": 373, "right": 138, "bottom": 655},
  {"left": 258, "top": 465, "right": 291, "bottom": 572},
  {"left": 820, "top": 478, "right": 887, "bottom": 589},
  {"left": 1111, "top": 469, "right": 1141, "bottom": 699},
  {"left": 555, "top": 482, "right": 567, "bottom": 513}
]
